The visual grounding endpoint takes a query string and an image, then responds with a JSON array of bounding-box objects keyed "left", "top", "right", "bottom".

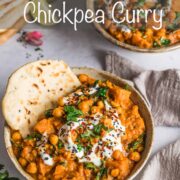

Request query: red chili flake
[{"left": 22, "top": 31, "right": 43, "bottom": 46}]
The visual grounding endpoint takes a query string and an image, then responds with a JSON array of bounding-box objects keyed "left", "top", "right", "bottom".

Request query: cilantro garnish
[
  {"left": 128, "top": 133, "right": 145, "bottom": 151},
  {"left": 96, "top": 167, "right": 107, "bottom": 180},
  {"left": 153, "top": 41, "right": 160, "bottom": 48},
  {"left": 44, "top": 109, "right": 53, "bottom": 118},
  {"left": 58, "top": 140, "right": 64, "bottom": 149},
  {"left": 26, "top": 132, "right": 42, "bottom": 140},
  {"left": 84, "top": 162, "right": 97, "bottom": 170},
  {"left": 81, "top": 130, "right": 95, "bottom": 139},
  {"left": 77, "top": 144, "right": 83, "bottom": 152},
  {"left": 64, "top": 106, "right": 83, "bottom": 122},
  {"left": 93, "top": 124, "right": 108, "bottom": 135},
  {"left": 96, "top": 88, "right": 108, "bottom": 98},
  {"left": 160, "top": 38, "right": 171, "bottom": 46}
]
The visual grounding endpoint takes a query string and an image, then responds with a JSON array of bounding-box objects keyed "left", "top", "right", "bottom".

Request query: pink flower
[{"left": 24, "top": 31, "right": 43, "bottom": 46}]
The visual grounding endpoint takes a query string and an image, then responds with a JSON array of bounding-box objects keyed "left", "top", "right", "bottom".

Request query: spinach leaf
[
  {"left": 44, "top": 109, "right": 53, "bottom": 118},
  {"left": 64, "top": 106, "right": 83, "bottom": 122}
]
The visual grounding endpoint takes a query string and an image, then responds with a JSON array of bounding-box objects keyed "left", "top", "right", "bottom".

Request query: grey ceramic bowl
[
  {"left": 4, "top": 67, "right": 154, "bottom": 180},
  {"left": 86, "top": 0, "right": 180, "bottom": 53}
]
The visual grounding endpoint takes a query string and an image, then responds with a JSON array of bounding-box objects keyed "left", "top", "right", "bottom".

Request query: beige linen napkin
[
  {"left": 105, "top": 52, "right": 180, "bottom": 127},
  {"left": 105, "top": 51, "right": 180, "bottom": 180}
]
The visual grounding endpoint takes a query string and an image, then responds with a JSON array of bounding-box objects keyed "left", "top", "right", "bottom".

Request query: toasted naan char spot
[{"left": 2, "top": 60, "right": 81, "bottom": 137}]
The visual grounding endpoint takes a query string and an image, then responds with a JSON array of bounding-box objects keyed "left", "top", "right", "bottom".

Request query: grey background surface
[{"left": 0, "top": 0, "right": 180, "bottom": 179}]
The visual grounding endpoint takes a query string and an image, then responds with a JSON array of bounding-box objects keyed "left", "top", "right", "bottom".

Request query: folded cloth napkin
[
  {"left": 105, "top": 51, "right": 180, "bottom": 180},
  {"left": 141, "top": 139, "right": 180, "bottom": 180},
  {"left": 105, "top": 52, "right": 180, "bottom": 127}
]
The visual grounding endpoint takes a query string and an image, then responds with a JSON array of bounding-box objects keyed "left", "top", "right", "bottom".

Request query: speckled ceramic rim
[
  {"left": 4, "top": 66, "right": 154, "bottom": 180},
  {"left": 86, "top": 0, "right": 180, "bottom": 53}
]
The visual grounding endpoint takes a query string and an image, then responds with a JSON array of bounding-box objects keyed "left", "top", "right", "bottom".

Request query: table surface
[{"left": 0, "top": 0, "right": 180, "bottom": 179}]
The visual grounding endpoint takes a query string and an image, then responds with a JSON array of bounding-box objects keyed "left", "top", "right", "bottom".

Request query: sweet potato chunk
[{"left": 34, "top": 119, "right": 55, "bottom": 134}]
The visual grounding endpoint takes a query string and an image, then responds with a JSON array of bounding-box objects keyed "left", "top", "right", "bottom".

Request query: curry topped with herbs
[
  {"left": 11, "top": 74, "right": 145, "bottom": 180},
  {"left": 97, "top": 0, "right": 180, "bottom": 49}
]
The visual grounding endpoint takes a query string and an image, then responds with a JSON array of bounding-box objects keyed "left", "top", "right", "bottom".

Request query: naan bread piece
[
  {"left": 0, "top": 0, "right": 25, "bottom": 19},
  {"left": 0, "top": 17, "right": 26, "bottom": 45},
  {"left": 0, "top": 0, "right": 28, "bottom": 33},
  {"left": 2, "top": 60, "right": 81, "bottom": 137},
  {"left": 0, "top": 0, "right": 13, "bottom": 6}
]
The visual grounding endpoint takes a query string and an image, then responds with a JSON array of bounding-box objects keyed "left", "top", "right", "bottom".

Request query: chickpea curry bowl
[
  {"left": 88, "top": 0, "right": 180, "bottom": 52},
  {"left": 2, "top": 61, "right": 153, "bottom": 180}
]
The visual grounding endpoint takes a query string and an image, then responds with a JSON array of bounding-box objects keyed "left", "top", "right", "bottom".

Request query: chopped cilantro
[
  {"left": 58, "top": 140, "right": 64, "bottom": 149},
  {"left": 77, "top": 144, "right": 83, "bottom": 151},
  {"left": 44, "top": 109, "right": 53, "bottom": 118},
  {"left": 93, "top": 124, "right": 108, "bottom": 135},
  {"left": 64, "top": 106, "right": 83, "bottom": 122},
  {"left": 160, "top": 38, "right": 171, "bottom": 46},
  {"left": 153, "top": 41, "right": 160, "bottom": 48},
  {"left": 94, "top": 80, "right": 99, "bottom": 87},
  {"left": 26, "top": 132, "right": 42, "bottom": 140},
  {"left": 128, "top": 133, "right": 145, "bottom": 151},
  {"left": 96, "top": 167, "right": 107, "bottom": 180},
  {"left": 96, "top": 88, "right": 108, "bottom": 98},
  {"left": 137, "top": 0, "right": 145, "bottom": 6},
  {"left": 124, "top": 84, "right": 130, "bottom": 90},
  {"left": 84, "top": 162, "right": 97, "bottom": 170},
  {"left": 81, "top": 130, "right": 95, "bottom": 139}
]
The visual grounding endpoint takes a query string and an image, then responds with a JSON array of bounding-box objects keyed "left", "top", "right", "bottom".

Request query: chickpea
[
  {"left": 129, "top": 151, "right": 141, "bottom": 162},
  {"left": 88, "top": 78, "right": 95, "bottom": 85},
  {"left": 97, "top": 101, "right": 104, "bottom": 109},
  {"left": 12, "top": 131, "right": 21, "bottom": 142},
  {"left": 58, "top": 97, "right": 64, "bottom": 106},
  {"left": 91, "top": 106, "right": 100, "bottom": 114},
  {"left": 32, "top": 150, "right": 37, "bottom": 158},
  {"left": 111, "top": 168, "right": 119, "bottom": 177},
  {"left": 78, "top": 74, "right": 88, "bottom": 83},
  {"left": 78, "top": 101, "right": 90, "bottom": 113},
  {"left": 110, "top": 101, "right": 120, "bottom": 108},
  {"left": 19, "top": 157, "right": 27, "bottom": 167},
  {"left": 49, "top": 134, "right": 59, "bottom": 145},
  {"left": 53, "top": 107, "right": 64, "bottom": 118},
  {"left": 26, "top": 162, "right": 37, "bottom": 174},
  {"left": 112, "top": 150, "right": 124, "bottom": 161},
  {"left": 137, "top": 145, "right": 144, "bottom": 152}
]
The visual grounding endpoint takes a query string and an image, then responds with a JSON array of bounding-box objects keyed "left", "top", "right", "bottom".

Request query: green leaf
[
  {"left": 77, "top": 144, "right": 83, "bottom": 152},
  {"left": 0, "top": 171, "right": 8, "bottom": 180},
  {"left": 93, "top": 124, "right": 108, "bottom": 135},
  {"left": 153, "top": 41, "right": 160, "bottom": 48},
  {"left": 137, "top": 0, "right": 145, "bottom": 6},
  {"left": 58, "top": 140, "right": 64, "bottom": 149},
  {"left": 44, "top": 109, "right": 53, "bottom": 118},
  {"left": 128, "top": 133, "right": 145, "bottom": 151},
  {"left": 96, "top": 88, "right": 108, "bottom": 98},
  {"left": 81, "top": 130, "right": 95, "bottom": 139},
  {"left": 94, "top": 80, "right": 99, "bottom": 87},
  {"left": 124, "top": 84, "right": 130, "bottom": 90},
  {"left": 26, "top": 132, "right": 42, "bottom": 140},
  {"left": 84, "top": 162, "right": 97, "bottom": 170},
  {"left": 176, "top": 12, "right": 180, "bottom": 19},
  {"left": 64, "top": 106, "right": 83, "bottom": 122},
  {"left": 96, "top": 167, "right": 107, "bottom": 180},
  {"left": 160, "top": 38, "right": 171, "bottom": 46}
]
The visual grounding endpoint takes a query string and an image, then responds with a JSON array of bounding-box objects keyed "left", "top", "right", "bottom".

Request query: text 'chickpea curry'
[{"left": 11, "top": 74, "right": 145, "bottom": 180}]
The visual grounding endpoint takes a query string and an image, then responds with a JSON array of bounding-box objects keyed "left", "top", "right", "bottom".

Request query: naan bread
[
  {"left": 0, "top": 0, "right": 28, "bottom": 33},
  {"left": 0, "top": 0, "right": 25, "bottom": 19},
  {"left": 2, "top": 60, "right": 81, "bottom": 137}
]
